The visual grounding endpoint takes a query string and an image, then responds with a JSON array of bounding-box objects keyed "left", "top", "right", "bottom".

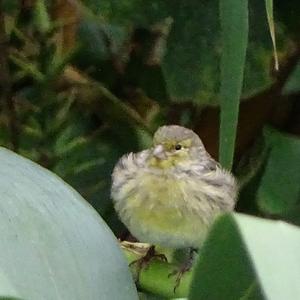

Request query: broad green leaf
[
  {"left": 0, "top": 270, "right": 22, "bottom": 299},
  {"left": 236, "top": 215, "right": 300, "bottom": 300},
  {"left": 189, "top": 213, "right": 300, "bottom": 300},
  {"left": 0, "top": 147, "right": 138, "bottom": 300},
  {"left": 219, "top": 0, "right": 248, "bottom": 169},
  {"left": 265, "top": 0, "right": 278, "bottom": 70},
  {"left": 257, "top": 127, "right": 300, "bottom": 214}
]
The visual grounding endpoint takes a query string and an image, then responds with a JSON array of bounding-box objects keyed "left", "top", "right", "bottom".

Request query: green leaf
[
  {"left": 265, "top": 0, "right": 279, "bottom": 70},
  {"left": 34, "top": 0, "right": 51, "bottom": 34},
  {"left": 219, "top": 0, "right": 248, "bottom": 169},
  {"left": 189, "top": 213, "right": 300, "bottom": 300},
  {"left": 256, "top": 127, "right": 300, "bottom": 215},
  {"left": 0, "top": 147, "right": 138, "bottom": 300},
  {"left": 236, "top": 215, "right": 300, "bottom": 300},
  {"left": 0, "top": 269, "right": 22, "bottom": 299},
  {"left": 189, "top": 214, "right": 261, "bottom": 300}
]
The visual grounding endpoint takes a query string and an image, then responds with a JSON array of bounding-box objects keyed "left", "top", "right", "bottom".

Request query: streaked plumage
[{"left": 111, "top": 125, "right": 237, "bottom": 249}]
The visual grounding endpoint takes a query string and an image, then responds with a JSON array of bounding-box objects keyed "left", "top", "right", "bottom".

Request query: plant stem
[{"left": 121, "top": 241, "right": 192, "bottom": 299}]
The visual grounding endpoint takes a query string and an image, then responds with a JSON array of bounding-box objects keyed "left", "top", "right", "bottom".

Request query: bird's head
[{"left": 148, "top": 125, "right": 206, "bottom": 169}]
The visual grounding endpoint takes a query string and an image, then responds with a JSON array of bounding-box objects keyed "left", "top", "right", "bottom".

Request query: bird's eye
[{"left": 175, "top": 144, "right": 182, "bottom": 150}]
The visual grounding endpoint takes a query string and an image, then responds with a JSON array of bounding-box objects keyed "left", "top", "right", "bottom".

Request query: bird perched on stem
[{"left": 111, "top": 125, "right": 237, "bottom": 286}]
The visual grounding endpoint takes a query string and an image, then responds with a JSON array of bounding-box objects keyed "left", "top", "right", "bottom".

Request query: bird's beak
[{"left": 153, "top": 144, "right": 167, "bottom": 160}]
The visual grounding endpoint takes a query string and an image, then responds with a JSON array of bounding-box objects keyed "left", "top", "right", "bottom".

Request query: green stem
[{"left": 121, "top": 242, "right": 192, "bottom": 299}]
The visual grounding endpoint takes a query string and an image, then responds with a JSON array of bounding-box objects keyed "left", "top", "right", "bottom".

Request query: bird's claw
[
  {"left": 168, "top": 262, "right": 192, "bottom": 293},
  {"left": 130, "top": 245, "right": 168, "bottom": 283},
  {"left": 168, "top": 248, "right": 196, "bottom": 293}
]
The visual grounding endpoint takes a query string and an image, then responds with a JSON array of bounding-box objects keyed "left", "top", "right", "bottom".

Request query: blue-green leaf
[
  {"left": 0, "top": 147, "right": 138, "bottom": 300},
  {"left": 189, "top": 213, "right": 300, "bottom": 300}
]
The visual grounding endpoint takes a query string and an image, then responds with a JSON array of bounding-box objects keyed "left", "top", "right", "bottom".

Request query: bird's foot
[
  {"left": 130, "top": 245, "right": 167, "bottom": 283},
  {"left": 168, "top": 248, "right": 196, "bottom": 293}
]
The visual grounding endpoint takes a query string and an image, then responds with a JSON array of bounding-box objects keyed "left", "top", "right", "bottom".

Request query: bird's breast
[
  {"left": 112, "top": 152, "right": 236, "bottom": 248},
  {"left": 116, "top": 171, "right": 211, "bottom": 248},
  {"left": 118, "top": 171, "right": 203, "bottom": 226}
]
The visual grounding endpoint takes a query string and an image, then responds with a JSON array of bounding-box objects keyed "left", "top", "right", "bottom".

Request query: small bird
[{"left": 111, "top": 125, "right": 237, "bottom": 255}]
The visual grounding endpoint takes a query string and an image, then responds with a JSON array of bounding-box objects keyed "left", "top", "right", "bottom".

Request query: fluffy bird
[{"left": 111, "top": 125, "right": 237, "bottom": 250}]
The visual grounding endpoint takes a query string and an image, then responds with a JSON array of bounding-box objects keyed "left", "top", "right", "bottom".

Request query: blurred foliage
[
  {"left": 256, "top": 127, "right": 300, "bottom": 215},
  {"left": 0, "top": 0, "right": 300, "bottom": 247},
  {"left": 80, "top": 0, "right": 291, "bottom": 104}
]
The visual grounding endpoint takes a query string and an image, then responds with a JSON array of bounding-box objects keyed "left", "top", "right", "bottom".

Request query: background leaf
[
  {"left": 219, "top": 0, "right": 248, "bottom": 169},
  {"left": 256, "top": 127, "right": 300, "bottom": 215},
  {"left": 283, "top": 60, "right": 300, "bottom": 94}
]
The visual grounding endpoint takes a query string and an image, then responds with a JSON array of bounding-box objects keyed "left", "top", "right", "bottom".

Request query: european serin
[{"left": 111, "top": 125, "right": 237, "bottom": 250}]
